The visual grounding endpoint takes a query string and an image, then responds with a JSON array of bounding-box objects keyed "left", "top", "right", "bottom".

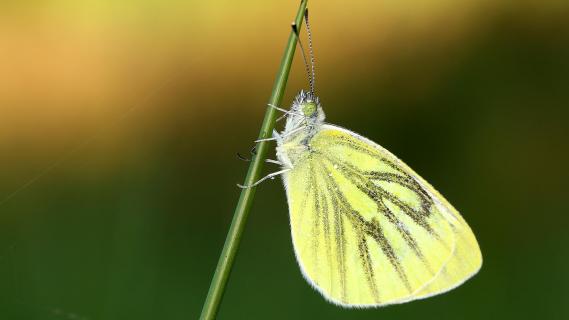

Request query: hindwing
[{"left": 283, "top": 124, "right": 482, "bottom": 307}]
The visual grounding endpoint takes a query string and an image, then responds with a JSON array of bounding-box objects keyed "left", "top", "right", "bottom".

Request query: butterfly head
[
  {"left": 292, "top": 89, "right": 325, "bottom": 123},
  {"left": 281, "top": 90, "right": 325, "bottom": 145}
]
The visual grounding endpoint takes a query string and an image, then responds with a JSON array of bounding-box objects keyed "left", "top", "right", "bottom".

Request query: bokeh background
[{"left": 1, "top": 0, "right": 568, "bottom": 319}]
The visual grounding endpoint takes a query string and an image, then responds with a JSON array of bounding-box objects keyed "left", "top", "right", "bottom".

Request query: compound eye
[{"left": 302, "top": 102, "right": 317, "bottom": 117}]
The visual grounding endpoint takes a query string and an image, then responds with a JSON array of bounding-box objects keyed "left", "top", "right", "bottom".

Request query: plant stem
[{"left": 199, "top": 1, "right": 308, "bottom": 319}]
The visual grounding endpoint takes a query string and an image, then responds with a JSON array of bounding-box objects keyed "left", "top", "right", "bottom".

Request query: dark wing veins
[{"left": 311, "top": 147, "right": 440, "bottom": 295}]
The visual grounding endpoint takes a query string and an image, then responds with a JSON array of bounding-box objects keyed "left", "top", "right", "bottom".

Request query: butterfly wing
[{"left": 282, "top": 124, "right": 482, "bottom": 307}]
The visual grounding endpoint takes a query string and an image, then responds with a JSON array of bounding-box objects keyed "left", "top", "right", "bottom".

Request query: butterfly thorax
[{"left": 276, "top": 90, "right": 325, "bottom": 169}]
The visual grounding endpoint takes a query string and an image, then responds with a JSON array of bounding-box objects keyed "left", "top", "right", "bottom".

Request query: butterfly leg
[
  {"left": 269, "top": 104, "right": 306, "bottom": 123},
  {"left": 236, "top": 144, "right": 259, "bottom": 162},
  {"left": 237, "top": 168, "right": 291, "bottom": 189},
  {"left": 278, "top": 126, "right": 305, "bottom": 140},
  {"left": 255, "top": 129, "right": 281, "bottom": 142},
  {"left": 237, "top": 142, "right": 282, "bottom": 165},
  {"left": 276, "top": 114, "right": 288, "bottom": 122},
  {"left": 268, "top": 104, "right": 304, "bottom": 117},
  {"left": 236, "top": 153, "right": 281, "bottom": 165},
  {"left": 254, "top": 126, "right": 304, "bottom": 143},
  {"left": 265, "top": 159, "right": 283, "bottom": 165}
]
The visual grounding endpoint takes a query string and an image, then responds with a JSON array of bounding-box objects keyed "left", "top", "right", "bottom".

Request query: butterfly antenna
[
  {"left": 305, "top": 9, "right": 316, "bottom": 96},
  {"left": 292, "top": 22, "right": 313, "bottom": 96}
]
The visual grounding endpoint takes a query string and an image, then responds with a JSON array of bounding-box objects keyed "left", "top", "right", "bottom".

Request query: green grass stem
[{"left": 199, "top": 1, "right": 308, "bottom": 319}]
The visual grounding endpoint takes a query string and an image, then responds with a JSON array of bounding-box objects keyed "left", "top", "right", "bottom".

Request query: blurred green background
[{"left": 0, "top": 0, "right": 568, "bottom": 319}]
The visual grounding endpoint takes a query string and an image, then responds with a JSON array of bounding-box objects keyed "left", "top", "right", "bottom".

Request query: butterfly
[
  {"left": 268, "top": 90, "right": 482, "bottom": 307},
  {"left": 241, "top": 10, "right": 482, "bottom": 308}
]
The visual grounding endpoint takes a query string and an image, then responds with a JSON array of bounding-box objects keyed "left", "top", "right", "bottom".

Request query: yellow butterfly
[
  {"left": 267, "top": 90, "right": 482, "bottom": 307},
  {"left": 235, "top": 10, "right": 482, "bottom": 307}
]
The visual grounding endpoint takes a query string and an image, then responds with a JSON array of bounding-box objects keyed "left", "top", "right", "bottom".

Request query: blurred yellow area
[
  {"left": 1, "top": 1, "right": 490, "bottom": 123},
  {"left": 0, "top": 0, "right": 565, "bottom": 164}
]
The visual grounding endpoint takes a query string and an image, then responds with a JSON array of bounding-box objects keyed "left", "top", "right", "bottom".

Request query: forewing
[{"left": 284, "top": 124, "right": 481, "bottom": 307}]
